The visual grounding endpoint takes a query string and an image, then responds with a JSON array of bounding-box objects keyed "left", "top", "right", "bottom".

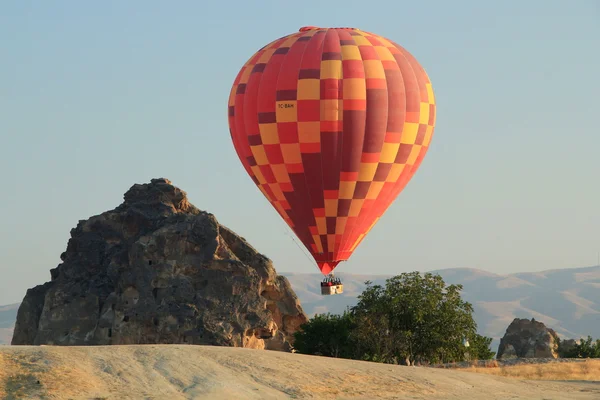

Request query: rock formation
[
  {"left": 558, "top": 338, "right": 579, "bottom": 357},
  {"left": 496, "top": 318, "right": 559, "bottom": 359},
  {"left": 12, "top": 178, "right": 308, "bottom": 351}
]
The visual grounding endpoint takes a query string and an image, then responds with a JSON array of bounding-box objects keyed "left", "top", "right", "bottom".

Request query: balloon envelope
[{"left": 228, "top": 26, "right": 436, "bottom": 275}]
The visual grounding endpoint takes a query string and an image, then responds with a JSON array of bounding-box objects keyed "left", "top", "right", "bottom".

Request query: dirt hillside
[{"left": 1, "top": 345, "right": 599, "bottom": 399}]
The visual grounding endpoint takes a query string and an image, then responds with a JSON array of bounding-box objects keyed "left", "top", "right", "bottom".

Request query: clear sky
[{"left": 1, "top": 1, "right": 599, "bottom": 304}]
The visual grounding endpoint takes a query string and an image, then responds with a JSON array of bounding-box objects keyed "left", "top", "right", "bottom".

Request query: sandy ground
[{"left": 1, "top": 345, "right": 599, "bottom": 399}]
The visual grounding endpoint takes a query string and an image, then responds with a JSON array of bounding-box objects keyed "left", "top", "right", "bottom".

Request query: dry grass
[
  {"left": 0, "top": 349, "right": 105, "bottom": 399},
  {"left": 464, "top": 359, "right": 600, "bottom": 381},
  {"left": 2, "top": 346, "right": 600, "bottom": 399},
  {"left": 0, "top": 353, "right": 10, "bottom": 398}
]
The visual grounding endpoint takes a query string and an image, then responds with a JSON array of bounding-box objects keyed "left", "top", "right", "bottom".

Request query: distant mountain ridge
[
  {"left": 3, "top": 266, "right": 600, "bottom": 350},
  {"left": 283, "top": 265, "right": 600, "bottom": 353},
  {"left": 0, "top": 303, "right": 19, "bottom": 345}
]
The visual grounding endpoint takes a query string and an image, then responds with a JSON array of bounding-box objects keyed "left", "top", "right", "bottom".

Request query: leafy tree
[
  {"left": 467, "top": 333, "right": 496, "bottom": 360},
  {"left": 560, "top": 336, "right": 600, "bottom": 358},
  {"left": 292, "top": 272, "right": 493, "bottom": 365},
  {"left": 292, "top": 311, "right": 357, "bottom": 358},
  {"left": 351, "top": 272, "right": 477, "bottom": 365}
]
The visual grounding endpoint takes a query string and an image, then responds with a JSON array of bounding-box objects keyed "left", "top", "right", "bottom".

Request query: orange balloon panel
[{"left": 228, "top": 27, "right": 436, "bottom": 275}]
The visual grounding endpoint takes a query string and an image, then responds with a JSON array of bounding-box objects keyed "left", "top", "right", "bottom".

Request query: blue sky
[{"left": 1, "top": 1, "right": 599, "bottom": 304}]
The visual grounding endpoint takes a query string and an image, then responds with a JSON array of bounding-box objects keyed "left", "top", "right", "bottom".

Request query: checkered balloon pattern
[{"left": 228, "top": 26, "right": 436, "bottom": 275}]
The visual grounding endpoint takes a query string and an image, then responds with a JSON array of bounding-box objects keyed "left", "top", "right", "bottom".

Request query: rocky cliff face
[
  {"left": 12, "top": 178, "right": 308, "bottom": 350},
  {"left": 497, "top": 318, "right": 559, "bottom": 359}
]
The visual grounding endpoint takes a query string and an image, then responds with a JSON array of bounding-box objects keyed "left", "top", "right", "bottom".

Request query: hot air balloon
[{"left": 227, "top": 26, "right": 436, "bottom": 295}]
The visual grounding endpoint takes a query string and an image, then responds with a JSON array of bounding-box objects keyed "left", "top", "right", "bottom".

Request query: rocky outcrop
[
  {"left": 12, "top": 178, "right": 308, "bottom": 351},
  {"left": 497, "top": 318, "right": 559, "bottom": 359},
  {"left": 558, "top": 338, "right": 579, "bottom": 357}
]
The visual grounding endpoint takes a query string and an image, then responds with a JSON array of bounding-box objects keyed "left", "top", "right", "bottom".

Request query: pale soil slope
[{"left": 1, "top": 345, "right": 599, "bottom": 400}]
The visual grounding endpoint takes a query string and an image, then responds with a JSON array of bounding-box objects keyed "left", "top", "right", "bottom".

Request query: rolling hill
[
  {"left": 283, "top": 266, "right": 600, "bottom": 353},
  {"left": 0, "top": 303, "right": 19, "bottom": 346},
  {"left": 2, "top": 345, "right": 599, "bottom": 399}
]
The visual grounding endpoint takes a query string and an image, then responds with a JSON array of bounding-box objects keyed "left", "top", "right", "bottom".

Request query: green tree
[
  {"left": 351, "top": 272, "right": 477, "bottom": 365},
  {"left": 467, "top": 333, "right": 496, "bottom": 360},
  {"left": 561, "top": 336, "right": 600, "bottom": 358},
  {"left": 292, "top": 311, "right": 357, "bottom": 358}
]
